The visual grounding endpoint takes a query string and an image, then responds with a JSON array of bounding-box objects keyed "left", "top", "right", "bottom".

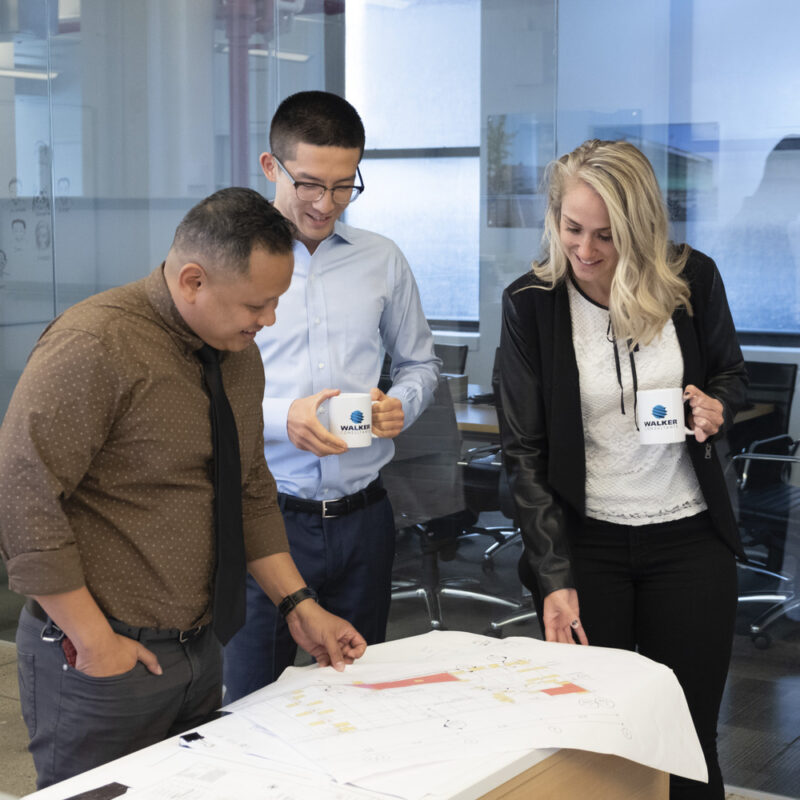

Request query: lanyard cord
[{"left": 606, "top": 317, "right": 640, "bottom": 430}]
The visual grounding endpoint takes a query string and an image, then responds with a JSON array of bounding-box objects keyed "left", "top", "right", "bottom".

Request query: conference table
[
  {"left": 25, "top": 629, "right": 685, "bottom": 800},
  {"left": 24, "top": 738, "right": 667, "bottom": 800}
]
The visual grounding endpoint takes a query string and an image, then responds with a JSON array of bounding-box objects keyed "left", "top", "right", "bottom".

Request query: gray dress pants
[{"left": 16, "top": 607, "right": 222, "bottom": 790}]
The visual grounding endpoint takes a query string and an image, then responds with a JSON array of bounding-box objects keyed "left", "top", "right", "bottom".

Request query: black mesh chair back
[
  {"left": 434, "top": 343, "right": 468, "bottom": 375},
  {"left": 745, "top": 361, "right": 797, "bottom": 433},
  {"left": 383, "top": 375, "right": 466, "bottom": 529},
  {"left": 729, "top": 361, "right": 798, "bottom": 455}
]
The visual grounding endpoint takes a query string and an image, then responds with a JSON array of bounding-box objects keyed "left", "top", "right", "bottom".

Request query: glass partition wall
[
  {"left": 5, "top": 1, "right": 798, "bottom": 410},
  {"left": 0, "top": 0, "right": 555, "bottom": 411},
  {"left": 1, "top": 0, "right": 799, "bottom": 792}
]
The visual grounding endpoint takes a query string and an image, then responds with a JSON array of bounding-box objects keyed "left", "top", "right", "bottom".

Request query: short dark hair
[
  {"left": 171, "top": 187, "right": 295, "bottom": 275},
  {"left": 270, "top": 91, "right": 365, "bottom": 161}
]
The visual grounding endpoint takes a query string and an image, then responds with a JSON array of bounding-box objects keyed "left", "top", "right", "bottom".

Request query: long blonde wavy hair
[{"left": 533, "top": 139, "right": 692, "bottom": 348}]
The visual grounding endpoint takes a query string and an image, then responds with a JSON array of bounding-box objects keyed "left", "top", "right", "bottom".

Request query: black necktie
[{"left": 197, "top": 344, "right": 247, "bottom": 644}]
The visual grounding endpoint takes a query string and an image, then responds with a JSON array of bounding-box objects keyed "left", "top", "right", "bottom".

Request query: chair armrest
[
  {"left": 732, "top": 450, "right": 800, "bottom": 489},
  {"left": 458, "top": 444, "right": 501, "bottom": 466},
  {"left": 731, "top": 453, "right": 800, "bottom": 464}
]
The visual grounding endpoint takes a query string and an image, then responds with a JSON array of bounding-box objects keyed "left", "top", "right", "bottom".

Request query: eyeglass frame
[{"left": 271, "top": 156, "right": 365, "bottom": 206}]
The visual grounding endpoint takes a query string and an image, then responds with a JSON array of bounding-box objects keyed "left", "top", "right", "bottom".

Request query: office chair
[
  {"left": 727, "top": 360, "right": 797, "bottom": 455},
  {"left": 459, "top": 445, "right": 521, "bottom": 563},
  {"left": 456, "top": 347, "right": 539, "bottom": 635},
  {"left": 457, "top": 446, "right": 538, "bottom": 635},
  {"left": 456, "top": 348, "right": 519, "bottom": 564},
  {"left": 459, "top": 408, "right": 537, "bottom": 636},
  {"left": 433, "top": 343, "right": 468, "bottom": 376},
  {"left": 732, "top": 433, "right": 800, "bottom": 648},
  {"left": 384, "top": 377, "right": 523, "bottom": 630}
]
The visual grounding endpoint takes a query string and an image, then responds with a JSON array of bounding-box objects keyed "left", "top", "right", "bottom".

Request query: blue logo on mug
[
  {"left": 652, "top": 404, "right": 668, "bottom": 419},
  {"left": 350, "top": 410, "right": 364, "bottom": 424}
]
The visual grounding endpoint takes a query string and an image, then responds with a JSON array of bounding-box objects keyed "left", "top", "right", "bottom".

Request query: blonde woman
[{"left": 497, "top": 139, "right": 747, "bottom": 799}]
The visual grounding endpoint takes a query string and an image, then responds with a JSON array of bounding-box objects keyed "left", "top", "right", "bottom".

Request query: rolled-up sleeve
[{"left": 0, "top": 329, "right": 120, "bottom": 596}]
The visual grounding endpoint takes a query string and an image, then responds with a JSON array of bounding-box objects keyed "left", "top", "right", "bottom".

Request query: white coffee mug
[
  {"left": 636, "top": 387, "right": 694, "bottom": 445},
  {"left": 327, "top": 393, "right": 374, "bottom": 448}
]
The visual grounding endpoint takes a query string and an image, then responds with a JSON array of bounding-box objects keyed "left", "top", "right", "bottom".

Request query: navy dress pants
[
  {"left": 223, "top": 493, "right": 396, "bottom": 703},
  {"left": 569, "top": 513, "right": 738, "bottom": 800}
]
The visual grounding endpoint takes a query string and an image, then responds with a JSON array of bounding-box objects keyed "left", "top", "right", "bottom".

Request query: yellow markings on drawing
[{"left": 334, "top": 722, "right": 356, "bottom": 733}]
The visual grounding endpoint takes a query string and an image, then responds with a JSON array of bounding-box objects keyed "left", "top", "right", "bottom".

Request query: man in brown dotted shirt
[{"left": 0, "top": 187, "right": 367, "bottom": 789}]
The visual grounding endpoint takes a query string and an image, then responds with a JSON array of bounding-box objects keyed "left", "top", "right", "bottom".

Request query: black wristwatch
[{"left": 278, "top": 586, "right": 318, "bottom": 619}]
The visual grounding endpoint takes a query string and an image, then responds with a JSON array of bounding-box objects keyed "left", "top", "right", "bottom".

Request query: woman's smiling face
[{"left": 559, "top": 178, "right": 619, "bottom": 305}]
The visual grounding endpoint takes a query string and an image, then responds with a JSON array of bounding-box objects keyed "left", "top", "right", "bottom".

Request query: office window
[
  {"left": 344, "top": 0, "right": 481, "bottom": 327},
  {"left": 557, "top": 0, "right": 800, "bottom": 337},
  {"left": 3, "top": 1, "right": 800, "bottom": 396}
]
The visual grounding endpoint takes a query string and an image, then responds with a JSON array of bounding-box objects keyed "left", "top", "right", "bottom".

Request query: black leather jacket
[{"left": 497, "top": 248, "right": 748, "bottom": 600}]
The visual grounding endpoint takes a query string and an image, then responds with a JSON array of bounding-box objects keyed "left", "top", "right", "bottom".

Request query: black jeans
[
  {"left": 570, "top": 513, "right": 737, "bottom": 800},
  {"left": 16, "top": 608, "right": 222, "bottom": 789}
]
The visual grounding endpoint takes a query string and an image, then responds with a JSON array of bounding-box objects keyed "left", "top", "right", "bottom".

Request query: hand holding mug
[
  {"left": 684, "top": 384, "right": 724, "bottom": 443},
  {"left": 288, "top": 389, "right": 348, "bottom": 457},
  {"left": 370, "top": 388, "right": 404, "bottom": 438}
]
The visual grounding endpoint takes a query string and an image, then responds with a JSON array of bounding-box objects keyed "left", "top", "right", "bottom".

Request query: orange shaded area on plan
[
  {"left": 542, "top": 682, "right": 588, "bottom": 696},
  {"left": 354, "top": 672, "right": 461, "bottom": 690}
]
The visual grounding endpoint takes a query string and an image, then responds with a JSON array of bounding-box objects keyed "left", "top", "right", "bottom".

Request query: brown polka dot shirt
[{"left": 0, "top": 265, "right": 288, "bottom": 629}]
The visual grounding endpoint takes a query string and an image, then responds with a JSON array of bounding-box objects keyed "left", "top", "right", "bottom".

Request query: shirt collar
[
  {"left": 293, "top": 222, "right": 353, "bottom": 275},
  {"left": 144, "top": 264, "right": 206, "bottom": 355},
  {"left": 331, "top": 219, "right": 354, "bottom": 244},
  {"left": 297, "top": 220, "right": 353, "bottom": 252}
]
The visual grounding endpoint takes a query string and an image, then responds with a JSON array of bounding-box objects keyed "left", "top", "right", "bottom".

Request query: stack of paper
[{"left": 100, "top": 631, "right": 705, "bottom": 800}]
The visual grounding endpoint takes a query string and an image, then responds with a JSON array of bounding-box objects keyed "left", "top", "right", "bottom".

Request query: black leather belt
[
  {"left": 279, "top": 478, "right": 386, "bottom": 519},
  {"left": 24, "top": 598, "right": 207, "bottom": 644}
]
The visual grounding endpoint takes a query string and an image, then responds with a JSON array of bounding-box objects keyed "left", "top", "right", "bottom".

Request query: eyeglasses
[{"left": 272, "top": 156, "right": 365, "bottom": 205}]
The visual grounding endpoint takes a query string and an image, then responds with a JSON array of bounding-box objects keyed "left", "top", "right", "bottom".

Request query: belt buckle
[
  {"left": 321, "top": 499, "right": 339, "bottom": 519},
  {"left": 179, "top": 625, "right": 202, "bottom": 643},
  {"left": 40, "top": 622, "right": 65, "bottom": 643}
]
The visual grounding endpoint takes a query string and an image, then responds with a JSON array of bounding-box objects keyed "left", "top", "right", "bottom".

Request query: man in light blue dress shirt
[{"left": 223, "top": 92, "right": 440, "bottom": 702}]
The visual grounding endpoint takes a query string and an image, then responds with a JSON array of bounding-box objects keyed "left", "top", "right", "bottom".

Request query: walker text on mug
[
  {"left": 642, "top": 403, "right": 680, "bottom": 429},
  {"left": 341, "top": 409, "right": 370, "bottom": 432}
]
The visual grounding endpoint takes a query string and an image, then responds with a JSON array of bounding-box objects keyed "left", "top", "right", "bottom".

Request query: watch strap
[{"left": 278, "top": 586, "right": 318, "bottom": 619}]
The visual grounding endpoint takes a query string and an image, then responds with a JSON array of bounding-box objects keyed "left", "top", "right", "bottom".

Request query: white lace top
[{"left": 567, "top": 278, "right": 707, "bottom": 526}]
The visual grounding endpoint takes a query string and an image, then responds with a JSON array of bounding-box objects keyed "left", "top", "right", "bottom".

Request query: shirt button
[
  {"left": 318, "top": 362, "right": 325, "bottom": 369},
  {"left": 314, "top": 317, "right": 321, "bottom": 325}
]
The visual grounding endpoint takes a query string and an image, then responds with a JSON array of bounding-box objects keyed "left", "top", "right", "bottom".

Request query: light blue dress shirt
[{"left": 257, "top": 221, "right": 440, "bottom": 500}]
